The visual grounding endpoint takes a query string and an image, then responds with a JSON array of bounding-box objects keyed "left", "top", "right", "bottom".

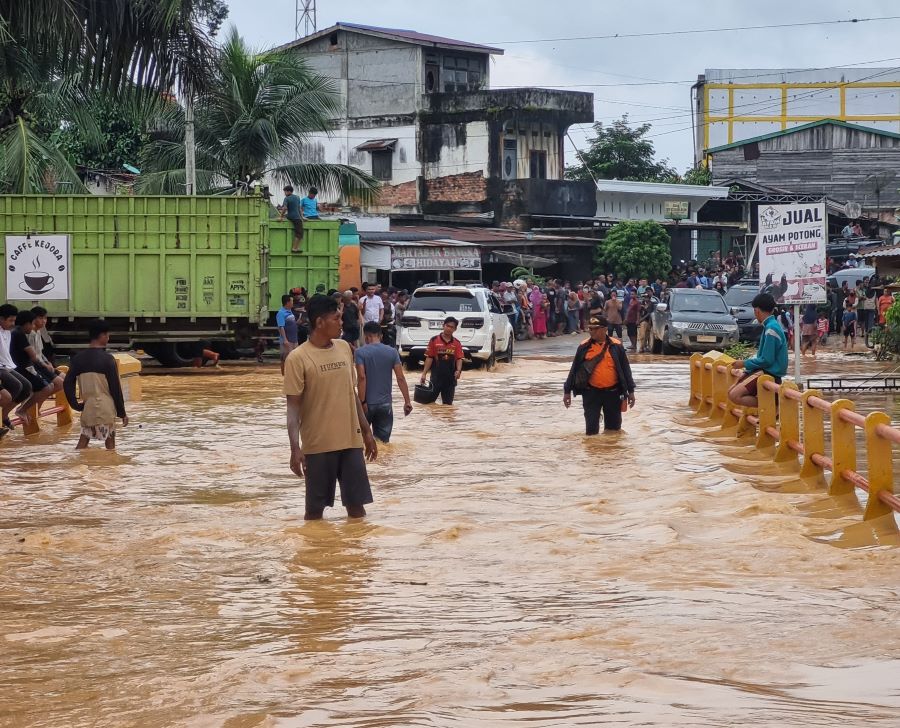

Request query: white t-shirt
[
  {"left": 0, "top": 328, "right": 15, "bottom": 370},
  {"left": 362, "top": 294, "right": 384, "bottom": 323}
]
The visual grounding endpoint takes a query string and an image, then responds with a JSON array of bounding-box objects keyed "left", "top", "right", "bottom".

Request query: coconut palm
[
  {"left": 0, "top": 0, "right": 218, "bottom": 193},
  {"left": 137, "top": 29, "right": 378, "bottom": 202}
]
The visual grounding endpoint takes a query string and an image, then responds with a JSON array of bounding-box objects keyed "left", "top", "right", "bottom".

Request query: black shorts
[
  {"left": 304, "top": 448, "right": 373, "bottom": 513},
  {"left": 37, "top": 367, "right": 60, "bottom": 387},
  {"left": 16, "top": 368, "right": 49, "bottom": 393}
]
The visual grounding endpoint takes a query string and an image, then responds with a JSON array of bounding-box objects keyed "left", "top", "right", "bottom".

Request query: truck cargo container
[{"left": 0, "top": 195, "right": 339, "bottom": 366}]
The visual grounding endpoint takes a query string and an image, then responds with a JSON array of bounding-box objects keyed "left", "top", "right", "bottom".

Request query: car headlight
[
  {"left": 672, "top": 321, "right": 689, "bottom": 330},
  {"left": 727, "top": 324, "right": 739, "bottom": 333}
]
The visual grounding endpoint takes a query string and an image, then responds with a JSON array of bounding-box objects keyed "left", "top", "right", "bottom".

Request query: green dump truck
[{"left": 0, "top": 195, "right": 339, "bottom": 366}]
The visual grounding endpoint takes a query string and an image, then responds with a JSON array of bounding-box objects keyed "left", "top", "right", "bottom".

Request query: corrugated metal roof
[
  {"left": 276, "top": 22, "right": 503, "bottom": 55},
  {"left": 355, "top": 138, "right": 398, "bottom": 152},
  {"left": 860, "top": 245, "right": 900, "bottom": 258},
  {"left": 707, "top": 119, "right": 900, "bottom": 153}
]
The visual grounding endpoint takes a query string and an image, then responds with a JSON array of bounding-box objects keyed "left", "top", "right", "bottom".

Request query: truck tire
[
  {"left": 145, "top": 342, "right": 196, "bottom": 368},
  {"left": 651, "top": 333, "right": 662, "bottom": 355},
  {"left": 661, "top": 331, "right": 677, "bottom": 355}
]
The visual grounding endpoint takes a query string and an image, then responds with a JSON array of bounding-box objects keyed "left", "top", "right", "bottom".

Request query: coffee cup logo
[
  {"left": 23, "top": 257, "right": 53, "bottom": 292},
  {"left": 6, "top": 234, "right": 69, "bottom": 300}
]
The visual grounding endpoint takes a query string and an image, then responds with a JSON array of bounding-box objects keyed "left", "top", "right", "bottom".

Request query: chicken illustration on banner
[{"left": 756, "top": 203, "right": 827, "bottom": 304}]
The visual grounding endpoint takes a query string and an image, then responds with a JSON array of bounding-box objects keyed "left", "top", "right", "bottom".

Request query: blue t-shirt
[
  {"left": 354, "top": 342, "right": 401, "bottom": 407},
  {"left": 282, "top": 194, "right": 302, "bottom": 220},
  {"left": 301, "top": 196, "right": 319, "bottom": 219},
  {"left": 276, "top": 306, "right": 298, "bottom": 344}
]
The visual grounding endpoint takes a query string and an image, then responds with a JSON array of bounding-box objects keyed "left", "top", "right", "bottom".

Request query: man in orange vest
[{"left": 563, "top": 315, "right": 636, "bottom": 434}]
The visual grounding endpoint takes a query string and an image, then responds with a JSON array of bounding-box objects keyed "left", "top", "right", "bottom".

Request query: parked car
[
  {"left": 724, "top": 283, "right": 763, "bottom": 342},
  {"left": 827, "top": 266, "right": 876, "bottom": 290},
  {"left": 651, "top": 288, "right": 740, "bottom": 354},
  {"left": 398, "top": 285, "right": 514, "bottom": 368}
]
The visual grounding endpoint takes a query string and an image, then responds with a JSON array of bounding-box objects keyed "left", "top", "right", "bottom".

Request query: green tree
[
  {"left": 138, "top": 30, "right": 378, "bottom": 201},
  {"left": 566, "top": 115, "right": 676, "bottom": 182},
  {"left": 678, "top": 163, "right": 711, "bottom": 186},
  {"left": 594, "top": 220, "right": 672, "bottom": 280},
  {"left": 0, "top": 0, "right": 222, "bottom": 193}
]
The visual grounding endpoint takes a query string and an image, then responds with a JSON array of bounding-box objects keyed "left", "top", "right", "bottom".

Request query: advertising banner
[
  {"left": 756, "top": 203, "right": 827, "bottom": 304},
  {"left": 5, "top": 235, "right": 71, "bottom": 300},
  {"left": 391, "top": 245, "right": 481, "bottom": 271}
]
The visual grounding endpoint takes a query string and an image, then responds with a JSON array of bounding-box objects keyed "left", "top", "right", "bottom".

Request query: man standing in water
[
  {"left": 63, "top": 320, "right": 128, "bottom": 449},
  {"left": 420, "top": 316, "right": 463, "bottom": 405},
  {"left": 355, "top": 321, "right": 413, "bottom": 443},
  {"left": 285, "top": 294, "right": 378, "bottom": 520},
  {"left": 563, "top": 315, "right": 635, "bottom": 434}
]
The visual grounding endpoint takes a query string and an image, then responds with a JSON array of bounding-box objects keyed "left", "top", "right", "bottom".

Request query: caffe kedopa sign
[{"left": 5, "top": 235, "right": 71, "bottom": 300}]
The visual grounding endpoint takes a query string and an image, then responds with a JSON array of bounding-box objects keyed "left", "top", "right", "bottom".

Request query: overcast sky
[{"left": 225, "top": 0, "right": 900, "bottom": 172}]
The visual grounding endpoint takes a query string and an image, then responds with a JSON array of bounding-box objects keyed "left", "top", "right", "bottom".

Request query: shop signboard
[
  {"left": 391, "top": 245, "right": 481, "bottom": 271},
  {"left": 5, "top": 234, "right": 71, "bottom": 300},
  {"left": 757, "top": 203, "right": 827, "bottom": 304}
]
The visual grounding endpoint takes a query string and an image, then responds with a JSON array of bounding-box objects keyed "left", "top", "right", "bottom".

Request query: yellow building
[{"left": 694, "top": 68, "right": 900, "bottom": 163}]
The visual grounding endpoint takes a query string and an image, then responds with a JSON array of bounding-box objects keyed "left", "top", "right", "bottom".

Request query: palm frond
[
  {"left": 134, "top": 167, "right": 221, "bottom": 195},
  {"left": 269, "top": 163, "right": 380, "bottom": 204},
  {"left": 0, "top": 117, "right": 87, "bottom": 193}
]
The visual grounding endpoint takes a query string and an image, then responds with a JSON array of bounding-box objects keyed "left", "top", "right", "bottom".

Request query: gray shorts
[{"left": 304, "top": 448, "right": 373, "bottom": 513}]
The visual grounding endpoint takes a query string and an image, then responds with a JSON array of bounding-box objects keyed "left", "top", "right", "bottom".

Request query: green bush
[{"left": 724, "top": 342, "right": 754, "bottom": 360}]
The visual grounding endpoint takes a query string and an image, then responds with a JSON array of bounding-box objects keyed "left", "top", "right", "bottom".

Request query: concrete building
[
  {"left": 275, "top": 23, "right": 595, "bottom": 222},
  {"left": 694, "top": 67, "right": 900, "bottom": 164}
]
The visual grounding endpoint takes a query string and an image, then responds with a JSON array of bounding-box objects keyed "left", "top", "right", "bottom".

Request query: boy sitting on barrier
[{"left": 728, "top": 293, "right": 789, "bottom": 408}]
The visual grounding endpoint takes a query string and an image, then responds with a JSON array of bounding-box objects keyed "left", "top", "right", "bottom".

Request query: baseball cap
[{"left": 588, "top": 316, "right": 609, "bottom": 328}]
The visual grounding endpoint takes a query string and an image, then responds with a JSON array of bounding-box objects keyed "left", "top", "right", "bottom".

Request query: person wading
[
  {"left": 420, "top": 316, "right": 463, "bottom": 405},
  {"left": 355, "top": 321, "right": 413, "bottom": 443},
  {"left": 285, "top": 294, "right": 378, "bottom": 520},
  {"left": 728, "top": 293, "right": 788, "bottom": 408},
  {"left": 563, "top": 315, "right": 636, "bottom": 434}
]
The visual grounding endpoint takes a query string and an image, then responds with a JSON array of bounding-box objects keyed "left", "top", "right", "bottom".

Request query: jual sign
[
  {"left": 5, "top": 235, "right": 71, "bottom": 300},
  {"left": 756, "top": 203, "right": 827, "bottom": 304}
]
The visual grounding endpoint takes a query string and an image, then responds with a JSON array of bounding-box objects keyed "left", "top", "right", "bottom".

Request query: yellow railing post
[
  {"left": 755, "top": 374, "right": 777, "bottom": 449},
  {"left": 709, "top": 353, "right": 734, "bottom": 423},
  {"left": 863, "top": 412, "right": 894, "bottom": 520},
  {"left": 54, "top": 387, "right": 73, "bottom": 427},
  {"left": 773, "top": 381, "right": 800, "bottom": 464},
  {"left": 799, "top": 390, "right": 826, "bottom": 482},
  {"left": 689, "top": 353, "right": 703, "bottom": 410},
  {"left": 829, "top": 399, "right": 857, "bottom": 496},
  {"left": 699, "top": 356, "right": 716, "bottom": 417},
  {"left": 21, "top": 403, "right": 41, "bottom": 436}
]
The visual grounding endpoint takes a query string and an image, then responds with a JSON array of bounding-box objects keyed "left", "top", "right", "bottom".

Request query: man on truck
[{"left": 278, "top": 185, "right": 305, "bottom": 254}]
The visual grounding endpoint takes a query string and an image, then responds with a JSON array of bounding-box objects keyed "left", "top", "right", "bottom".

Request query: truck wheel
[
  {"left": 404, "top": 357, "right": 420, "bottom": 372},
  {"left": 503, "top": 335, "right": 514, "bottom": 362},
  {"left": 485, "top": 339, "right": 497, "bottom": 370},
  {"left": 651, "top": 333, "right": 662, "bottom": 355},
  {"left": 145, "top": 342, "right": 195, "bottom": 368}
]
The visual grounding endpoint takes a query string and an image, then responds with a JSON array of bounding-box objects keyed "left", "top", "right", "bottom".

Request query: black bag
[
  {"left": 573, "top": 341, "right": 609, "bottom": 391},
  {"left": 414, "top": 382, "right": 439, "bottom": 404}
]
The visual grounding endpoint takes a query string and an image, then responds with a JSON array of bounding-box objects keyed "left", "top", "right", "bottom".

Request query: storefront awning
[
  {"left": 355, "top": 138, "right": 398, "bottom": 152},
  {"left": 486, "top": 250, "right": 557, "bottom": 269}
]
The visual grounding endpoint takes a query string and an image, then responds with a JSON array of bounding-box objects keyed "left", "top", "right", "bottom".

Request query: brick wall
[
  {"left": 375, "top": 180, "right": 418, "bottom": 207},
  {"left": 425, "top": 171, "right": 487, "bottom": 203}
]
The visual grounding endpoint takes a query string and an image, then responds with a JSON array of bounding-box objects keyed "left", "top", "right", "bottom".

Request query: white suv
[{"left": 398, "top": 285, "right": 514, "bottom": 367}]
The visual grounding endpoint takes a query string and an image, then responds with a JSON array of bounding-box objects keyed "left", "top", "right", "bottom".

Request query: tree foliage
[
  {"left": 0, "top": 0, "right": 224, "bottom": 193},
  {"left": 594, "top": 220, "right": 672, "bottom": 280},
  {"left": 566, "top": 115, "right": 677, "bottom": 183},
  {"left": 138, "top": 30, "right": 379, "bottom": 202}
]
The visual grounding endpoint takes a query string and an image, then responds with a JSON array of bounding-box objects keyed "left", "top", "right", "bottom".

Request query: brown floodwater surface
[{"left": 2, "top": 348, "right": 900, "bottom": 727}]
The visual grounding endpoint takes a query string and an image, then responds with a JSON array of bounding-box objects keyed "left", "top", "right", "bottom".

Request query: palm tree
[
  {"left": 137, "top": 29, "right": 378, "bottom": 202},
  {"left": 0, "top": 0, "right": 218, "bottom": 193}
]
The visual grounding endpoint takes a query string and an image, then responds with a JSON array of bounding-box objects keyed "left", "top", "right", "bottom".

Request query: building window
[
  {"left": 372, "top": 150, "right": 393, "bottom": 181},
  {"left": 442, "top": 55, "right": 484, "bottom": 92},
  {"left": 529, "top": 151, "right": 547, "bottom": 180}
]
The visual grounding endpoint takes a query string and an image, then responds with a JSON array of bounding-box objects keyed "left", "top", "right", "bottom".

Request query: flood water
[{"left": 2, "top": 345, "right": 900, "bottom": 726}]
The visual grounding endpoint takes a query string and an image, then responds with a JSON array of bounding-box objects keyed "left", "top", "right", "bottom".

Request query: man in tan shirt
[{"left": 285, "top": 294, "right": 378, "bottom": 520}]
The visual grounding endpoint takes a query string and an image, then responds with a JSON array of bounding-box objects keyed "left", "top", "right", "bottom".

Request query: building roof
[
  {"left": 595, "top": 179, "right": 730, "bottom": 200},
  {"left": 388, "top": 225, "right": 597, "bottom": 245},
  {"left": 707, "top": 119, "right": 900, "bottom": 153},
  {"left": 276, "top": 22, "right": 504, "bottom": 56}
]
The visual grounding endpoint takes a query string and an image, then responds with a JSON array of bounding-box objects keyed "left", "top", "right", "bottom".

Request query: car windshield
[
  {"left": 672, "top": 295, "right": 729, "bottom": 314},
  {"left": 407, "top": 291, "right": 482, "bottom": 313},
  {"left": 724, "top": 287, "right": 757, "bottom": 307}
]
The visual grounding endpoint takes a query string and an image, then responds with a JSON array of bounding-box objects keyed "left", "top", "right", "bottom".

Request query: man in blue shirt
[
  {"left": 276, "top": 294, "right": 299, "bottom": 375},
  {"left": 354, "top": 321, "right": 413, "bottom": 443},
  {"left": 301, "top": 187, "right": 320, "bottom": 220},
  {"left": 278, "top": 186, "right": 304, "bottom": 253},
  {"left": 728, "top": 292, "right": 788, "bottom": 408}
]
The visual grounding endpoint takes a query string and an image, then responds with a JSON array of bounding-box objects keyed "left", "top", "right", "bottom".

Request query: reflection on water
[{"left": 2, "top": 354, "right": 900, "bottom": 726}]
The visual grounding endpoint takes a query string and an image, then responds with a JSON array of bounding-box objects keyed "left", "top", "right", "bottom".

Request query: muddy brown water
[{"left": 2, "top": 347, "right": 900, "bottom": 726}]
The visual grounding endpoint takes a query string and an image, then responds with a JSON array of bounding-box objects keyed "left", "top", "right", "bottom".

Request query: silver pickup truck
[{"left": 651, "top": 288, "right": 740, "bottom": 354}]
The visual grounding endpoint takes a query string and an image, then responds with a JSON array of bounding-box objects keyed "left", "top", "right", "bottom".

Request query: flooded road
[{"left": 2, "top": 344, "right": 900, "bottom": 726}]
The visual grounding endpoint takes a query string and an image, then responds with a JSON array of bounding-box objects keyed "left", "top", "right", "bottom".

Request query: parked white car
[{"left": 398, "top": 285, "right": 514, "bottom": 368}]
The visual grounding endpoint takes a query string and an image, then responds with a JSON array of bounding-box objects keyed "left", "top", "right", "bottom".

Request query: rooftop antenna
[{"left": 296, "top": 0, "right": 317, "bottom": 38}]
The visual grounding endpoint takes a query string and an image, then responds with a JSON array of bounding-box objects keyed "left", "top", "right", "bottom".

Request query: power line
[{"left": 488, "top": 16, "right": 900, "bottom": 45}]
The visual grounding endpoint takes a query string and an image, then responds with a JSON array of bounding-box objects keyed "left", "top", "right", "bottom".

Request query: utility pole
[
  {"left": 296, "top": 0, "right": 317, "bottom": 38},
  {"left": 184, "top": 88, "right": 197, "bottom": 196}
]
